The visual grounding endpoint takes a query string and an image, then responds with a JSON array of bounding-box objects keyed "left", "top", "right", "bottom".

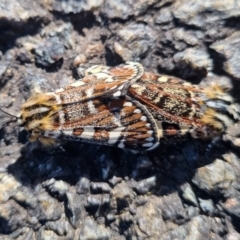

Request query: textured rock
[
  {"left": 172, "top": 0, "right": 240, "bottom": 28},
  {"left": 0, "top": 200, "right": 27, "bottom": 234},
  {"left": 79, "top": 217, "right": 111, "bottom": 240},
  {"left": 192, "top": 159, "right": 235, "bottom": 194},
  {"left": 135, "top": 198, "right": 166, "bottom": 238},
  {"left": 37, "top": 192, "right": 62, "bottom": 222},
  {"left": 45, "top": 219, "right": 73, "bottom": 237},
  {"left": 65, "top": 193, "right": 86, "bottom": 228},
  {"left": 155, "top": 7, "right": 173, "bottom": 24},
  {"left": 210, "top": 32, "right": 240, "bottom": 79},
  {"left": 102, "top": 0, "right": 134, "bottom": 20},
  {"left": 181, "top": 183, "right": 198, "bottom": 207},
  {"left": 198, "top": 198, "right": 215, "bottom": 215},
  {"left": 43, "top": 178, "right": 70, "bottom": 197},
  {"left": 102, "top": 0, "right": 159, "bottom": 19},
  {"left": 1, "top": 0, "right": 240, "bottom": 238},
  {"left": 173, "top": 47, "right": 212, "bottom": 78},
  {"left": 51, "top": 0, "right": 104, "bottom": 14},
  {"left": 0, "top": 173, "right": 21, "bottom": 203},
  {"left": 114, "top": 23, "right": 157, "bottom": 62},
  {"left": 132, "top": 175, "right": 157, "bottom": 195},
  {"left": 221, "top": 192, "right": 240, "bottom": 219},
  {"left": 34, "top": 37, "right": 65, "bottom": 67},
  {"left": 0, "top": 0, "right": 48, "bottom": 21}
]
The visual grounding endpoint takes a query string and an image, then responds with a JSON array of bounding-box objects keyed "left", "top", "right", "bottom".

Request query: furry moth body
[{"left": 18, "top": 62, "right": 240, "bottom": 150}]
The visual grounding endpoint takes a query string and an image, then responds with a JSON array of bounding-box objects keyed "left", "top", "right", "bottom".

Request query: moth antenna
[{"left": 0, "top": 108, "right": 18, "bottom": 122}]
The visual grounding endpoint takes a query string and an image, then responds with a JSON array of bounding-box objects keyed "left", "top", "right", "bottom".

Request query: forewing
[
  {"left": 42, "top": 97, "right": 159, "bottom": 150},
  {"left": 53, "top": 62, "right": 144, "bottom": 104}
]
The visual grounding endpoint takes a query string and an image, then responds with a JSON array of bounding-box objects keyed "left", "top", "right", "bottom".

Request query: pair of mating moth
[{"left": 4, "top": 62, "right": 240, "bottom": 150}]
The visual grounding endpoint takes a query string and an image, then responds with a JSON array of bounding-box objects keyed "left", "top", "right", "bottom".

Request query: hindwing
[{"left": 40, "top": 96, "right": 159, "bottom": 150}]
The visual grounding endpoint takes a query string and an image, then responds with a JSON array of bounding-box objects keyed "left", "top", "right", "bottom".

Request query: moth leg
[{"left": 204, "top": 136, "right": 221, "bottom": 159}]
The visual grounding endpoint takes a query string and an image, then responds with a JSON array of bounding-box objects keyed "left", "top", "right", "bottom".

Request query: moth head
[
  {"left": 1, "top": 93, "right": 60, "bottom": 145},
  {"left": 18, "top": 93, "right": 60, "bottom": 130}
]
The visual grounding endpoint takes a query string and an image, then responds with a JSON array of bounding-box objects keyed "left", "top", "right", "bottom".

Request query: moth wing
[
  {"left": 43, "top": 97, "right": 159, "bottom": 150},
  {"left": 140, "top": 72, "right": 192, "bottom": 85},
  {"left": 128, "top": 82, "right": 204, "bottom": 141},
  {"left": 54, "top": 62, "right": 144, "bottom": 104}
]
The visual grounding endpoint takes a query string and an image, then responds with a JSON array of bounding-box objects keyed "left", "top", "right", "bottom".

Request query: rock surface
[{"left": 1, "top": 0, "right": 240, "bottom": 239}]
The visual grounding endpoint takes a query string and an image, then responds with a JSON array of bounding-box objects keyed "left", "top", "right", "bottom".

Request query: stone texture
[
  {"left": 114, "top": 23, "right": 157, "bottom": 62},
  {"left": 1, "top": 0, "right": 240, "bottom": 238},
  {"left": 172, "top": 0, "right": 240, "bottom": 28},
  {"left": 192, "top": 159, "right": 235, "bottom": 194},
  {"left": 210, "top": 32, "right": 240, "bottom": 79},
  {"left": 79, "top": 217, "right": 111, "bottom": 240},
  {"left": 51, "top": 0, "right": 104, "bottom": 14},
  {"left": 0, "top": 0, "right": 48, "bottom": 21}
]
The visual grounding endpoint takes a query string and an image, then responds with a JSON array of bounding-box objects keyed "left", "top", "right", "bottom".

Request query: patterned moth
[{"left": 2, "top": 62, "right": 240, "bottom": 150}]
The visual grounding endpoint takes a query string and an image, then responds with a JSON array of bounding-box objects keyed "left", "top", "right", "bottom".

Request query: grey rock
[
  {"left": 173, "top": 47, "right": 212, "bottom": 78},
  {"left": 86, "top": 194, "right": 110, "bottom": 208},
  {"left": 224, "top": 123, "right": 240, "bottom": 148},
  {"left": 129, "top": 0, "right": 160, "bottom": 16},
  {"left": 40, "top": 22, "right": 75, "bottom": 49},
  {"left": 192, "top": 159, "right": 235, "bottom": 194},
  {"left": 79, "top": 217, "right": 111, "bottom": 240},
  {"left": 0, "top": 0, "right": 48, "bottom": 21},
  {"left": 17, "top": 49, "right": 34, "bottom": 64},
  {"left": 225, "top": 226, "right": 240, "bottom": 240},
  {"left": 51, "top": 0, "right": 103, "bottom": 14},
  {"left": 91, "top": 182, "right": 111, "bottom": 193},
  {"left": 114, "top": 23, "right": 157, "bottom": 62},
  {"left": 134, "top": 197, "right": 166, "bottom": 238},
  {"left": 85, "top": 42, "right": 104, "bottom": 60},
  {"left": 181, "top": 183, "right": 198, "bottom": 207},
  {"left": 199, "top": 198, "right": 215, "bottom": 215},
  {"left": 160, "top": 193, "right": 187, "bottom": 224},
  {"left": 222, "top": 153, "right": 240, "bottom": 187},
  {"left": 76, "top": 176, "right": 91, "bottom": 194},
  {"left": 43, "top": 178, "right": 70, "bottom": 197},
  {"left": 173, "top": 28, "right": 204, "bottom": 47},
  {"left": 45, "top": 219, "right": 73, "bottom": 237},
  {"left": 161, "top": 215, "right": 222, "bottom": 240},
  {"left": 34, "top": 37, "right": 65, "bottom": 67},
  {"left": 103, "top": 0, "right": 159, "bottom": 19},
  {"left": 210, "top": 32, "right": 240, "bottom": 79},
  {"left": 0, "top": 173, "right": 21, "bottom": 204},
  {"left": 9, "top": 227, "right": 35, "bottom": 240},
  {"left": 220, "top": 192, "right": 240, "bottom": 219},
  {"left": 132, "top": 175, "right": 157, "bottom": 195},
  {"left": 111, "top": 181, "right": 134, "bottom": 201},
  {"left": 37, "top": 192, "right": 62, "bottom": 222},
  {"left": 0, "top": 57, "right": 12, "bottom": 80},
  {"left": 199, "top": 74, "right": 233, "bottom": 90},
  {"left": 102, "top": 0, "right": 134, "bottom": 20},
  {"left": 0, "top": 200, "right": 27, "bottom": 234},
  {"left": 108, "top": 176, "right": 122, "bottom": 187},
  {"left": 37, "top": 227, "right": 63, "bottom": 240},
  {"left": 13, "top": 186, "right": 37, "bottom": 209},
  {"left": 1, "top": 0, "right": 240, "bottom": 239},
  {"left": 65, "top": 192, "right": 86, "bottom": 228},
  {"left": 155, "top": 7, "right": 173, "bottom": 24},
  {"left": 0, "top": 143, "right": 21, "bottom": 172},
  {"left": 172, "top": 0, "right": 240, "bottom": 29}
]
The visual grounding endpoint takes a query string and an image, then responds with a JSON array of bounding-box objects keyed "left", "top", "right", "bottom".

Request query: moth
[{"left": 1, "top": 62, "right": 239, "bottom": 150}]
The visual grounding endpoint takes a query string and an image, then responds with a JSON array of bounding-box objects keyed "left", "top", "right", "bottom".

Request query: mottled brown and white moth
[{"left": 2, "top": 62, "right": 240, "bottom": 150}]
